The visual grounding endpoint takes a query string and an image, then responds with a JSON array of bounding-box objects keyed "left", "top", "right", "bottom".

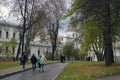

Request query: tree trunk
[
  {"left": 104, "top": 0, "right": 114, "bottom": 66},
  {"left": 51, "top": 42, "right": 55, "bottom": 60},
  {"left": 25, "top": 28, "right": 31, "bottom": 60},
  {"left": 51, "top": 34, "right": 57, "bottom": 60},
  {"left": 51, "top": 21, "right": 59, "bottom": 61},
  {"left": 16, "top": 33, "right": 22, "bottom": 60}
]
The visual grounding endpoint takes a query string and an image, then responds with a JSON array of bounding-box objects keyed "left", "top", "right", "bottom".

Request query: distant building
[
  {"left": 0, "top": 23, "right": 52, "bottom": 60},
  {"left": 58, "top": 25, "right": 81, "bottom": 48},
  {"left": 58, "top": 25, "right": 120, "bottom": 61}
]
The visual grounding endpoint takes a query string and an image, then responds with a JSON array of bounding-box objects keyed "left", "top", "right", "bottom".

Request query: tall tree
[
  {"left": 12, "top": 0, "right": 44, "bottom": 59},
  {"left": 67, "top": 0, "right": 120, "bottom": 66},
  {"left": 13, "top": 0, "right": 28, "bottom": 59},
  {"left": 104, "top": 0, "right": 113, "bottom": 66},
  {"left": 42, "top": 0, "right": 66, "bottom": 60}
]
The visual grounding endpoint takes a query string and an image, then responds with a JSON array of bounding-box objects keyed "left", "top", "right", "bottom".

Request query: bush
[
  {"left": 62, "top": 44, "right": 74, "bottom": 60},
  {"left": 46, "top": 52, "right": 52, "bottom": 60},
  {"left": 54, "top": 53, "right": 60, "bottom": 60},
  {"left": 46, "top": 52, "right": 60, "bottom": 60}
]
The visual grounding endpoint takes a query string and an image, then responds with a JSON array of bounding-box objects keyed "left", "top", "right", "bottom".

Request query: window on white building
[
  {"left": 0, "top": 30, "right": 1, "bottom": 38},
  {"left": 38, "top": 50, "right": 40, "bottom": 55},
  {"left": 12, "top": 47, "right": 15, "bottom": 55},
  {"left": 6, "top": 46, "right": 9, "bottom": 53},
  {"left": 13, "top": 32, "right": 16, "bottom": 39},
  {"left": 6, "top": 31, "right": 9, "bottom": 38},
  {"left": 0, "top": 46, "right": 1, "bottom": 59},
  {"left": 62, "top": 38, "right": 63, "bottom": 41},
  {"left": 73, "top": 34, "right": 74, "bottom": 38}
]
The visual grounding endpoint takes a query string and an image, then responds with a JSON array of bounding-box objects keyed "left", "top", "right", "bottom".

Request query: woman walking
[
  {"left": 37, "top": 54, "right": 42, "bottom": 71},
  {"left": 40, "top": 55, "right": 47, "bottom": 72},
  {"left": 37, "top": 51, "right": 47, "bottom": 72}
]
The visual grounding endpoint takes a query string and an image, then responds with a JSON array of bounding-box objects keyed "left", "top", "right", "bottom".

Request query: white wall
[{"left": 0, "top": 24, "right": 52, "bottom": 60}]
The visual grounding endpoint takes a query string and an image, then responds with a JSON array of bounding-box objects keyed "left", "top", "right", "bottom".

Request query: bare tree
[
  {"left": 12, "top": 0, "right": 44, "bottom": 59},
  {"left": 42, "top": 0, "right": 66, "bottom": 60},
  {"left": 10, "top": 0, "right": 66, "bottom": 60}
]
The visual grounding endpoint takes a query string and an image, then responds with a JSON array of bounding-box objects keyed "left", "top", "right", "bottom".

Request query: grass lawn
[
  {"left": 0, "top": 60, "right": 31, "bottom": 69},
  {"left": 0, "top": 61, "right": 20, "bottom": 69},
  {"left": 56, "top": 61, "right": 120, "bottom": 80}
]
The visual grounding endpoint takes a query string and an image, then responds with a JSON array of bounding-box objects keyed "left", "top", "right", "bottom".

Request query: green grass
[
  {"left": 0, "top": 61, "right": 20, "bottom": 69},
  {"left": 56, "top": 61, "right": 120, "bottom": 80},
  {"left": 0, "top": 60, "right": 31, "bottom": 69}
]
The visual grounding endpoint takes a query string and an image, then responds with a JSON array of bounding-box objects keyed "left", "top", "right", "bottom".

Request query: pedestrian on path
[
  {"left": 40, "top": 55, "right": 47, "bottom": 72},
  {"left": 20, "top": 54, "right": 27, "bottom": 69},
  {"left": 37, "top": 50, "right": 47, "bottom": 72},
  {"left": 37, "top": 53, "right": 42, "bottom": 71},
  {"left": 31, "top": 54, "right": 37, "bottom": 70}
]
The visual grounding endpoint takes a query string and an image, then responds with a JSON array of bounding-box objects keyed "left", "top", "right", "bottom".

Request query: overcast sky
[
  {"left": 59, "top": 0, "right": 71, "bottom": 35},
  {"left": 0, "top": 0, "right": 71, "bottom": 35}
]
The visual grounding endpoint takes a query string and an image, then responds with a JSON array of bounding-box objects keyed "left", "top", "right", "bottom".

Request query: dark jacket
[
  {"left": 21, "top": 55, "right": 27, "bottom": 62},
  {"left": 20, "top": 55, "right": 27, "bottom": 65},
  {"left": 31, "top": 55, "right": 37, "bottom": 64}
]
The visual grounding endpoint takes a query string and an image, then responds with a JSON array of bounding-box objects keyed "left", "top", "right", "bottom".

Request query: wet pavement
[
  {"left": 96, "top": 74, "right": 120, "bottom": 80},
  {"left": 0, "top": 64, "right": 31, "bottom": 78},
  {"left": 0, "top": 63, "right": 67, "bottom": 80}
]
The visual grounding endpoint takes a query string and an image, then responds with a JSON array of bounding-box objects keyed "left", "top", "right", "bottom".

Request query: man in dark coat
[
  {"left": 31, "top": 54, "right": 37, "bottom": 70},
  {"left": 20, "top": 54, "right": 27, "bottom": 69}
]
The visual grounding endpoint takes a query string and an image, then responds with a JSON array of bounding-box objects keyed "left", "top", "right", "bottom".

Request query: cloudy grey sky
[
  {"left": 0, "top": 0, "right": 71, "bottom": 34},
  {"left": 59, "top": 0, "right": 71, "bottom": 35}
]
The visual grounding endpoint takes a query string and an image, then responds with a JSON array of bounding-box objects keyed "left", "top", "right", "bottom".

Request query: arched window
[
  {"left": 0, "top": 30, "right": 1, "bottom": 38},
  {"left": 13, "top": 32, "right": 16, "bottom": 38},
  {"left": 6, "top": 31, "right": 9, "bottom": 38},
  {"left": 0, "top": 46, "right": 2, "bottom": 53},
  {"left": 6, "top": 46, "right": 8, "bottom": 53},
  {"left": 12, "top": 47, "right": 15, "bottom": 55},
  {"left": 38, "top": 50, "right": 40, "bottom": 55},
  {"left": 62, "top": 38, "right": 63, "bottom": 41},
  {"left": 73, "top": 34, "right": 74, "bottom": 38}
]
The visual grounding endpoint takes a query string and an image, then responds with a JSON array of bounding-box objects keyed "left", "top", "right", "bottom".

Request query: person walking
[
  {"left": 37, "top": 53, "right": 42, "bottom": 71},
  {"left": 40, "top": 55, "right": 47, "bottom": 72},
  {"left": 37, "top": 51, "right": 47, "bottom": 72},
  {"left": 20, "top": 54, "right": 27, "bottom": 69},
  {"left": 31, "top": 54, "right": 37, "bottom": 70}
]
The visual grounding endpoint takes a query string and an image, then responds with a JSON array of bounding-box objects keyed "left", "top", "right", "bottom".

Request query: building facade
[
  {"left": 58, "top": 26, "right": 120, "bottom": 61},
  {"left": 58, "top": 26, "right": 81, "bottom": 49},
  {"left": 0, "top": 23, "right": 52, "bottom": 60}
]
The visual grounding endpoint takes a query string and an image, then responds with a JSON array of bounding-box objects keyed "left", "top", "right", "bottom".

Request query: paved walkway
[
  {"left": 96, "top": 74, "right": 120, "bottom": 80},
  {"left": 0, "top": 62, "right": 68, "bottom": 80},
  {"left": 0, "top": 64, "right": 31, "bottom": 78}
]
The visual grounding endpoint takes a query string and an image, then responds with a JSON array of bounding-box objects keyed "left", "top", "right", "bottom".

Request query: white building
[
  {"left": 0, "top": 23, "right": 52, "bottom": 60},
  {"left": 58, "top": 26, "right": 81, "bottom": 49},
  {"left": 58, "top": 26, "right": 120, "bottom": 62}
]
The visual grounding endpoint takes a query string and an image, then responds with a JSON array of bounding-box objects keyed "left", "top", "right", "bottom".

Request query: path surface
[
  {"left": 0, "top": 63, "right": 67, "bottom": 80},
  {"left": 0, "top": 64, "right": 31, "bottom": 77},
  {"left": 96, "top": 74, "right": 120, "bottom": 80}
]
